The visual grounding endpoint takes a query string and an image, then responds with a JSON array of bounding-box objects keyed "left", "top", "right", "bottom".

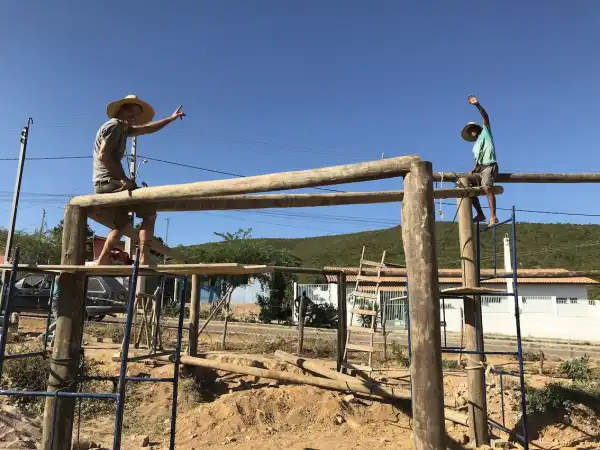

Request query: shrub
[
  {"left": 525, "top": 383, "right": 571, "bottom": 413},
  {"left": 442, "top": 359, "right": 461, "bottom": 370},
  {"left": 390, "top": 342, "right": 409, "bottom": 367},
  {"left": 559, "top": 356, "right": 593, "bottom": 381},
  {"left": 2, "top": 345, "right": 49, "bottom": 413}
]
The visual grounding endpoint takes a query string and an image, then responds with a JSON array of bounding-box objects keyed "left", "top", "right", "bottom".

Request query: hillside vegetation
[{"left": 184, "top": 222, "right": 600, "bottom": 271}]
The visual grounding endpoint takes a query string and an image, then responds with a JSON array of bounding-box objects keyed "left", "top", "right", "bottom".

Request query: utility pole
[
  {"left": 0, "top": 118, "right": 33, "bottom": 320},
  {"left": 124, "top": 136, "right": 137, "bottom": 256},
  {"left": 39, "top": 208, "right": 46, "bottom": 236}
]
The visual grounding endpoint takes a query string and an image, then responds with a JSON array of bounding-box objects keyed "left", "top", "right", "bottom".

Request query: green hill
[{"left": 185, "top": 222, "right": 600, "bottom": 272}]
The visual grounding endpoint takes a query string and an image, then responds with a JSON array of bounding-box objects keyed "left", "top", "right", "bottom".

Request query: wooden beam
[
  {"left": 188, "top": 274, "right": 200, "bottom": 357},
  {"left": 84, "top": 186, "right": 503, "bottom": 213},
  {"left": 68, "top": 155, "right": 421, "bottom": 209},
  {"left": 88, "top": 211, "right": 189, "bottom": 262},
  {"left": 457, "top": 178, "right": 489, "bottom": 446},
  {"left": 41, "top": 206, "right": 87, "bottom": 450},
  {"left": 435, "top": 172, "right": 600, "bottom": 183},
  {"left": 402, "top": 161, "right": 446, "bottom": 450}
]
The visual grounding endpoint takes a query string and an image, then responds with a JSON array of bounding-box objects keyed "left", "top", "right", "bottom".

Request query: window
[
  {"left": 589, "top": 300, "right": 597, "bottom": 306},
  {"left": 570, "top": 298, "right": 579, "bottom": 305},
  {"left": 557, "top": 298, "right": 567, "bottom": 305},
  {"left": 87, "top": 278, "right": 104, "bottom": 293}
]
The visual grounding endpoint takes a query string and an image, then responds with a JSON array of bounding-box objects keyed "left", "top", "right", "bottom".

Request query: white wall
[{"left": 296, "top": 282, "right": 600, "bottom": 342}]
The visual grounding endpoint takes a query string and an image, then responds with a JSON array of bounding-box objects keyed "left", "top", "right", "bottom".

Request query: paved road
[{"left": 98, "top": 315, "right": 600, "bottom": 360}]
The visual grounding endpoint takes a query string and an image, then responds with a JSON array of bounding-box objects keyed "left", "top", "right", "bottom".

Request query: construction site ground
[{"left": 1, "top": 316, "right": 600, "bottom": 449}]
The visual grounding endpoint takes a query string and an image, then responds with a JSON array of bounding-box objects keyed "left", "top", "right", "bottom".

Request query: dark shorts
[
  {"left": 471, "top": 163, "right": 498, "bottom": 189},
  {"left": 94, "top": 179, "right": 157, "bottom": 229}
]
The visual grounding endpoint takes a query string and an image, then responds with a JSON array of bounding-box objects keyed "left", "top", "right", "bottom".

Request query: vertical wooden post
[
  {"left": 41, "top": 205, "right": 87, "bottom": 450},
  {"left": 188, "top": 274, "right": 200, "bottom": 356},
  {"left": 221, "top": 292, "right": 232, "bottom": 350},
  {"left": 336, "top": 272, "right": 347, "bottom": 371},
  {"left": 457, "top": 179, "right": 489, "bottom": 446},
  {"left": 402, "top": 161, "right": 445, "bottom": 450},
  {"left": 298, "top": 295, "right": 305, "bottom": 354}
]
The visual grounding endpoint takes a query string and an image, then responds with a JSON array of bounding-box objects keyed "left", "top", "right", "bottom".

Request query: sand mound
[{"left": 174, "top": 385, "right": 413, "bottom": 448}]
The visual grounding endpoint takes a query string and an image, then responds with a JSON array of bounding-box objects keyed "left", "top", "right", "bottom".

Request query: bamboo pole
[
  {"left": 435, "top": 172, "right": 600, "bottom": 183},
  {"left": 457, "top": 178, "right": 489, "bottom": 446},
  {"left": 402, "top": 161, "right": 446, "bottom": 450},
  {"left": 297, "top": 295, "right": 305, "bottom": 355},
  {"left": 221, "top": 292, "right": 233, "bottom": 350},
  {"left": 69, "top": 155, "right": 420, "bottom": 209},
  {"left": 41, "top": 206, "right": 88, "bottom": 450},
  {"left": 196, "top": 296, "right": 228, "bottom": 336},
  {"left": 85, "top": 186, "right": 503, "bottom": 213}
]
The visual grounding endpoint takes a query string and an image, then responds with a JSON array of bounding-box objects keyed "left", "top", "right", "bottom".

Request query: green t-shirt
[{"left": 473, "top": 125, "right": 497, "bottom": 165}]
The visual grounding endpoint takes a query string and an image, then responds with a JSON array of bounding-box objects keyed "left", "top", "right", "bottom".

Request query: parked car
[{"left": 7, "top": 272, "right": 128, "bottom": 321}]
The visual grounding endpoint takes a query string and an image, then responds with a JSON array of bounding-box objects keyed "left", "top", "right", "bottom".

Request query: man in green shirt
[{"left": 461, "top": 95, "right": 498, "bottom": 226}]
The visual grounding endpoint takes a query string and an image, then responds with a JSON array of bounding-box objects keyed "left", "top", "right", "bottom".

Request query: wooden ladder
[{"left": 342, "top": 246, "right": 386, "bottom": 374}]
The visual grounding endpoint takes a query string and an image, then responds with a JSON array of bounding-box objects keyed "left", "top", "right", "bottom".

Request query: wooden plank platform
[
  {"left": 0, "top": 263, "right": 273, "bottom": 276},
  {"left": 345, "top": 343, "right": 374, "bottom": 353},
  {"left": 440, "top": 286, "right": 508, "bottom": 296},
  {"left": 349, "top": 308, "right": 377, "bottom": 316}
]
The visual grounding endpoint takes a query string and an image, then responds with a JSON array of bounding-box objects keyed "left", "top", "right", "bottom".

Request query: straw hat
[
  {"left": 106, "top": 94, "right": 155, "bottom": 125},
  {"left": 461, "top": 122, "right": 482, "bottom": 142}
]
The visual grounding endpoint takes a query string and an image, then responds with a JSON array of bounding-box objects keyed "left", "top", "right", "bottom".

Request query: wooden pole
[
  {"left": 457, "top": 178, "right": 489, "bottom": 446},
  {"left": 435, "top": 172, "right": 600, "bottom": 183},
  {"left": 402, "top": 161, "right": 446, "bottom": 450},
  {"left": 85, "top": 186, "right": 503, "bottom": 213},
  {"left": 69, "top": 155, "right": 420, "bottom": 209},
  {"left": 220, "top": 292, "right": 232, "bottom": 350},
  {"left": 188, "top": 274, "right": 200, "bottom": 356},
  {"left": 297, "top": 294, "right": 305, "bottom": 355},
  {"left": 336, "top": 272, "right": 346, "bottom": 371},
  {"left": 154, "top": 353, "right": 468, "bottom": 426},
  {"left": 196, "top": 295, "right": 228, "bottom": 336},
  {"left": 41, "top": 205, "right": 87, "bottom": 450}
]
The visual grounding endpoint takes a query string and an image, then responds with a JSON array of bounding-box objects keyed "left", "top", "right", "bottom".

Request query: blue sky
[{"left": 0, "top": 1, "right": 599, "bottom": 247}]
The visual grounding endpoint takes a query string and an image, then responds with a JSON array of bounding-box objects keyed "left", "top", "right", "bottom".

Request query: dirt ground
[{"left": 2, "top": 317, "right": 600, "bottom": 449}]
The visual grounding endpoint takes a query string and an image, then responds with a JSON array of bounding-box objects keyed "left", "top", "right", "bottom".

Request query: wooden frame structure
[{"left": 36, "top": 154, "right": 517, "bottom": 450}]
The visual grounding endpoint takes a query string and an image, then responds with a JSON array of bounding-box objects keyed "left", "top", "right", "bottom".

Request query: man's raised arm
[
  {"left": 128, "top": 105, "right": 186, "bottom": 137},
  {"left": 468, "top": 95, "right": 490, "bottom": 128}
]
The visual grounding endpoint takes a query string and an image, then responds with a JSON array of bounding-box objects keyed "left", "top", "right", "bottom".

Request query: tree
[
  {"left": 182, "top": 228, "right": 301, "bottom": 323},
  {"left": 48, "top": 220, "right": 95, "bottom": 262}
]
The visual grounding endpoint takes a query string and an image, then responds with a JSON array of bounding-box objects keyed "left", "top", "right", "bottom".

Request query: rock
[
  {"left": 380, "top": 437, "right": 391, "bottom": 443},
  {"left": 97, "top": 337, "right": 104, "bottom": 343},
  {"left": 456, "top": 395, "right": 468, "bottom": 407},
  {"left": 457, "top": 433, "right": 470, "bottom": 445},
  {"left": 225, "top": 436, "right": 237, "bottom": 443},
  {"left": 131, "top": 435, "right": 150, "bottom": 447},
  {"left": 343, "top": 394, "right": 357, "bottom": 403},
  {"left": 267, "top": 380, "right": 279, "bottom": 388},
  {"left": 491, "top": 439, "right": 510, "bottom": 449},
  {"left": 72, "top": 441, "right": 93, "bottom": 450},
  {"left": 333, "top": 415, "right": 345, "bottom": 425}
]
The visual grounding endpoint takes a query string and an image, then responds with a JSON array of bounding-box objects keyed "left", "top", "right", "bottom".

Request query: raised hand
[
  {"left": 468, "top": 95, "right": 479, "bottom": 105},
  {"left": 171, "top": 105, "right": 186, "bottom": 121}
]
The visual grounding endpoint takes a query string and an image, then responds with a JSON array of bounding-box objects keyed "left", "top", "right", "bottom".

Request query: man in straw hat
[
  {"left": 461, "top": 94, "right": 498, "bottom": 226},
  {"left": 93, "top": 94, "right": 185, "bottom": 265}
]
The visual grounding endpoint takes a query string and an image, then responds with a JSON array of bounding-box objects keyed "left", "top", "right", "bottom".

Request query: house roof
[{"left": 323, "top": 267, "right": 598, "bottom": 285}]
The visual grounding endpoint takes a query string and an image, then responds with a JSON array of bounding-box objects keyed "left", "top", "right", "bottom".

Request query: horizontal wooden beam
[
  {"left": 435, "top": 172, "right": 600, "bottom": 183},
  {"left": 0, "top": 263, "right": 273, "bottom": 276},
  {"left": 94, "top": 186, "right": 503, "bottom": 213},
  {"left": 326, "top": 268, "right": 600, "bottom": 279},
  {"left": 69, "top": 155, "right": 420, "bottom": 209}
]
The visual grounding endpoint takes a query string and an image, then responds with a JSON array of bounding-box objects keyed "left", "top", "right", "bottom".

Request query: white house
[{"left": 294, "top": 237, "right": 600, "bottom": 342}]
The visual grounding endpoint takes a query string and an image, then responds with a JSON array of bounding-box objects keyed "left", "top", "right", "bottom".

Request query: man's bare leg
[
  {"left": 487, "top": 189, "right": 498, "bottom": 226},
  {"left": 96, "top": 228, "right": 125, "bottom": 265},
  {"left": 138, "top": 214, "right": 157, "bottom": 265},
  {"left": 472, "top": 196, "right": 486, "bottom": 223}
]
